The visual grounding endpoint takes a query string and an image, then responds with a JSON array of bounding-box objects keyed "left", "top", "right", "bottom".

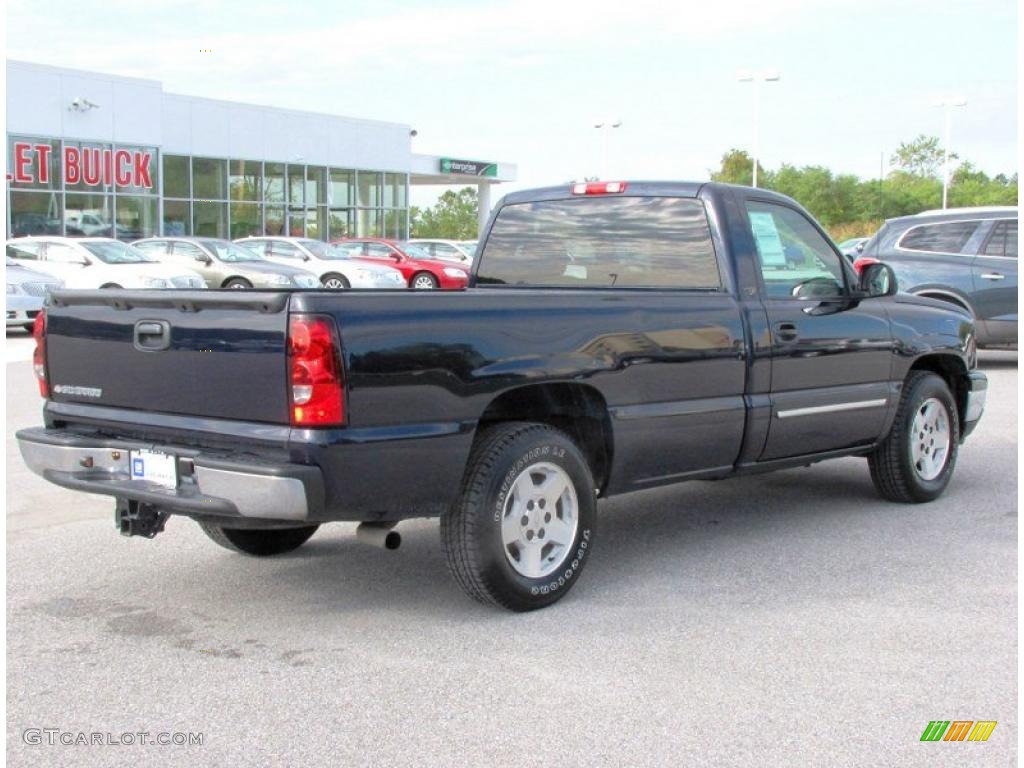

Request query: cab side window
[
  {"left": 134, "top": 241, "right": 169, "bottom": 257},
  {"left": 745, "top": 201, "right": 846, "bottom": 300}
]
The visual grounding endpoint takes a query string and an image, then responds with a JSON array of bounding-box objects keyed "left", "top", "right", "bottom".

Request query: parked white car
[
  {"left": 406, "top": 239, "right": 475, "bottom": 266},
  {"left": 5, "top": 237, "right": 207, "bottom": 290},
  {"left": 234, "top": 237, "right": 406, "bottom": 289},
  {"left": 5, "top": 251, "right": 63, "bottom": 330}
]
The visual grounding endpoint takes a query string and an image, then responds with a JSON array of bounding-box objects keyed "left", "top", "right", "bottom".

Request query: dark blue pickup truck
[{"left": 17, "top": 182, "right": 988, "bottom": 610}]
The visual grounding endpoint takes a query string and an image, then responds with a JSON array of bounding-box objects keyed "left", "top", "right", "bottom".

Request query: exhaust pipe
[{"left": 356, "top": 521, "right": 401, "bottom": 550}]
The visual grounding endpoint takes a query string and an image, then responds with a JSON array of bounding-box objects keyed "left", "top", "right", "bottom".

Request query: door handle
[
  {"left": 774, "top": 322, "right": 799, "bottom": 343},
  {"left": 980, "top": 273, "right": 1005, "bottom": 281}
]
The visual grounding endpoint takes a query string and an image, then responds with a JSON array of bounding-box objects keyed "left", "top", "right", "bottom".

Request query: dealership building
[{"left": 5, "top": 60, "right": 516, "bottom": 242}]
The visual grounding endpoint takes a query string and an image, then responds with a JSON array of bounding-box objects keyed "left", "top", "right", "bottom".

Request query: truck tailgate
[{"left": 44, "top": 290, "right": 290, "bottom": 424}]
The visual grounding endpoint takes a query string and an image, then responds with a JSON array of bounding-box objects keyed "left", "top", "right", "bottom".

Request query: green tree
[
  {"left": 889, "top": 135, "right": 955, "bottom": 178},
  {"left": 411, "top": 187, "right": 479, "bottom": 238},
  {"left": 710, "top": 149, "right": 767, "bottom": 186}
]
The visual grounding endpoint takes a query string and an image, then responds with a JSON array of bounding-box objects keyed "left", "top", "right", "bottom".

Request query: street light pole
[
  {"left": 593, "top": 120, "right": 622, "bottom": 180},
  {"left": 932, "top": 97, "right": 967, "bottom": 209},
  {"left": 737, "top": 69, "right": 780, "bottom": 188}
]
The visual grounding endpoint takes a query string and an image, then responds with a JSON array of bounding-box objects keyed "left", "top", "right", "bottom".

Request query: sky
[{"left": 6, "top": 0, "right": 1018, "bottom": 209}]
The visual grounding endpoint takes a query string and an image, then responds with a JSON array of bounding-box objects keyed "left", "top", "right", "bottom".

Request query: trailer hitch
[{"left": 115, "top": 499, "right": 169, "bottom": 538}]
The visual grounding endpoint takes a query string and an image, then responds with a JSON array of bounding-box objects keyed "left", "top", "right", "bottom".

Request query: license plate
[{"left": 129, "top": 450, "right": 178, "bottom": 489}]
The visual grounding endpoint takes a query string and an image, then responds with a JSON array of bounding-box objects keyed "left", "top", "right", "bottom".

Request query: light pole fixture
[
  {"left": 736, "top": 69, "right": 780, "bottom": 188},
  {"left": 931, "top": 97, "right": 967, "bottom": 209},
  {"left": 593, "top": 119, "right": 623, "bottom": 180}
]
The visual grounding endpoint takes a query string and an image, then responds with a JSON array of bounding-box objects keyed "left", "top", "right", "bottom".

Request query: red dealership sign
[{"left": 7, "top": 141, "right": 153, "bottom": 188}]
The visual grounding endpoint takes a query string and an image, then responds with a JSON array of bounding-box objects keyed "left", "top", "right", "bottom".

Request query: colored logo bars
[{"left": 920, "top": 720, "right": 997, "bottom": 742}]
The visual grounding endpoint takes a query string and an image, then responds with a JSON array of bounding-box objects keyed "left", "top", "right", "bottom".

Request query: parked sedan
[
  {"left": 406, "top": 238, "right": 475, "bottom": 266},
  {"left": 861, "top": 207, "right": 1017, "bottom": 348},
  {"left": 333, "top": 238, "right": 470, "bottom": 290},
  {"left": 234, "top": 237, "right": 405, "bottom": 289},
  {"left": 133, "top": 237, "right": 321, "bottom": 289},
  {"left": 5, "top": 237, "right": 206, "bottom": 290},
  {"left": 5, "top": 252, "right": 62, "bottom": 331}
]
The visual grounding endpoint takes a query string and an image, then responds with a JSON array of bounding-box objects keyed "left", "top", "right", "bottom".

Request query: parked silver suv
[{"left": 133, "top": 238, "right": 321, "bottom": 289}]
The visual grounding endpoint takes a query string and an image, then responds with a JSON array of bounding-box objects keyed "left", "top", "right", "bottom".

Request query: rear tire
[
  {"left": 199, "top": 522, "right": 319, "bottom": 556},
  {"left": 441, "top": 422, "right": 597, "bottom": 611},
  {"left": 868, "top": 371, "right": 959, "bottom": 503},
  {"left": 322, "top": 273, "right": 350, "bottom": 290}
]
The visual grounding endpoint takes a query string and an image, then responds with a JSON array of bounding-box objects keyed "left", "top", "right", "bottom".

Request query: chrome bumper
[
  {"left": 16, "top": 427, "right": 323, "bottom": 521},
  {"left": 961, "top": 371, "right": 987, "bottom": 439}
]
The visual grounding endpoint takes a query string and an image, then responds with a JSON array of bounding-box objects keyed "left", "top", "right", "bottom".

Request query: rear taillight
[
  {"left": 571, "top": 181, "right": 627, "bottom": 195},
  {"left": 288, "top": 314, "right": 344, "bottom": 427},
  {"left": 32, "top": 311, "right": 48, "bottom": 398}
]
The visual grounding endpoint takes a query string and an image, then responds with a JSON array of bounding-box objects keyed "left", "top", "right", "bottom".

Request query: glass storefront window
[
  {"left": 230, "top": 203, "right": 261, "bottom": 238},
  {"left": 384, "top": 173, "right": 407, "bottom": 209},
  {"left": 194, "top": 201, "right": 228, "bottom": 237},
  {"left": 287, "top": 209, "right": 306, "bottom": 237},
  {"left": 307, "top": 207, "right": 327, "bottom": 240},
  {"left": 329, "top": 170, "right": 353, "bottom": 207},
  {"left": 163, "top": 155, "right": 190, "bottom": 198},
  {"left": 306, "top": 167, "right": 324, "bottom": 207},
  {"left": 329, "top": 209, "right": 353, "bottom": 239},
  {"left": 264, "top": 163, "right": 285, "bottom": 204},
  {"left": 9, "top": 191, "right": 62, "bottom": 236},
  {"left": 65, "top": 193, "right": 113, "bottom": 236},
  {"left": 264, "top": 206, "right": 286, "bottom": 236},
  {"left": 357, "top": 171, "right": 381, "bottom": 208},
  {"left": 192, "top": 158, "right": 227, "bottom": 200},
  {"left": 358, "top": 208, "right": 381, "bottom": 237},
  {"left": 115, "top": 196, "right": 158, "bottom": 240},
  {"left": 163, "top": 200, "right": 190, "bottom": 236},
  {"left": 229, "top": 160, "right": 261, "bottom": 202},
  {"left": 288, "top": 166, "right": 305, "bottom": 206},
  {"left": 7, "top": 138, "right": 61, "bottom": 191}
]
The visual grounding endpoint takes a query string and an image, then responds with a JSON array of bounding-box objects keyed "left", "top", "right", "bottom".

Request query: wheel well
[
  {"left": 221, "top": 275, "right": 250, "bottom": 287},
  {"left": 909, "top": 354, "right": 968, "bottom": 429},
  {"left": 412, "top": 271, "right": 436, "bottom": 283},
  {"left": 476, "top": 383, "right": 613, "bottom": 493},
  {"left": 914, "top": 291, "right": 973, "bottom": 317}
]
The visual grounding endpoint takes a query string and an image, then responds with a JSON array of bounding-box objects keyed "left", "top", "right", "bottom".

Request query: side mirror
[
  {"left": 195, "top": 254, "right": 211, "bottom": 264},
  {"left": 859, "top": 262, "right": 897, "bottom": 297}
]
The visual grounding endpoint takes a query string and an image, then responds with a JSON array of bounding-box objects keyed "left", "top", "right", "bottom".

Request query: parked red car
[{"left": 332, "top": 238, "right": 469, "bottom": 290}]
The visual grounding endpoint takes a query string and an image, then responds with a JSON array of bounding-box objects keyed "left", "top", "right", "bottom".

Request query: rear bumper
[
  {"left": 961, "top": 370, "right": 987, "bottom": 440},
  {"left": 16, "top": 426, "right": 324, "bottom": 522}
]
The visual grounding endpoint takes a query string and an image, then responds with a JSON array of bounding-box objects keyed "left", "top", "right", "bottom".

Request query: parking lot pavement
[{"left": 5, "top": 347, "right": 1017, "bottom": 767}]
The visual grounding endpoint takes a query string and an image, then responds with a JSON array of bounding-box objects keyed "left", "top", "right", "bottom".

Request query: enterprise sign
[
  {"left": 439, "top": 157, "right": 497, "bottom": 178},
  {"left": 7, "top": 141, "right": 155, "bottom": 189}
]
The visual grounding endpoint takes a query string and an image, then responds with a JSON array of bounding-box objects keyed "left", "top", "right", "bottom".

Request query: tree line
[
  {"left": 410, "top": 136, "right": 1017, "bottom": 241},
  {"left": 711, "top": 135, "right": 1018, "bottom": 241}
]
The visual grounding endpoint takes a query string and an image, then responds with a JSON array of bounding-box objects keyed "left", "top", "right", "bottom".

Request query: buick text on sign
[{"left": 7, "top": 142, "right": 154, "bottom": 189}]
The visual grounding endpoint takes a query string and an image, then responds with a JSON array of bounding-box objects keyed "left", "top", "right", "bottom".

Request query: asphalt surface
[{"left": 5, "top": 327, "right": 1017, "bottom": 767}]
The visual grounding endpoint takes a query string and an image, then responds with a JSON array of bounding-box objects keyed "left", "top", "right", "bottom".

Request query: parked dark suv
[{"left": 862, "top": 207, "right": 1017, "bottom": 348}]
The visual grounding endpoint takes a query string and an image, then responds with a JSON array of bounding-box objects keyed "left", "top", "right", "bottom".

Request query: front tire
[
  {"left": 441, "top": 422, "right": 597, "bottom": 611},
  {"left": 224, "top": 278, "right": 252, "bottom": 289},
  {"left": 868, "top": 371, "right": 960, "bottom": 503},
  {"left": 199, "top": 522, "right": 319, "bottom": 556},
  {"left": 411, "top": 272, "right": 439, "bottom": 290},
  {"left": 322, "top": 273, "right": 350, "bottom": 290}
]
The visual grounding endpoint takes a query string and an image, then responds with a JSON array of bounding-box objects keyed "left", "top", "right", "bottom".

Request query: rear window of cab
[{"left": 476, "top": 196, "right": 722, "bottom": 290}]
